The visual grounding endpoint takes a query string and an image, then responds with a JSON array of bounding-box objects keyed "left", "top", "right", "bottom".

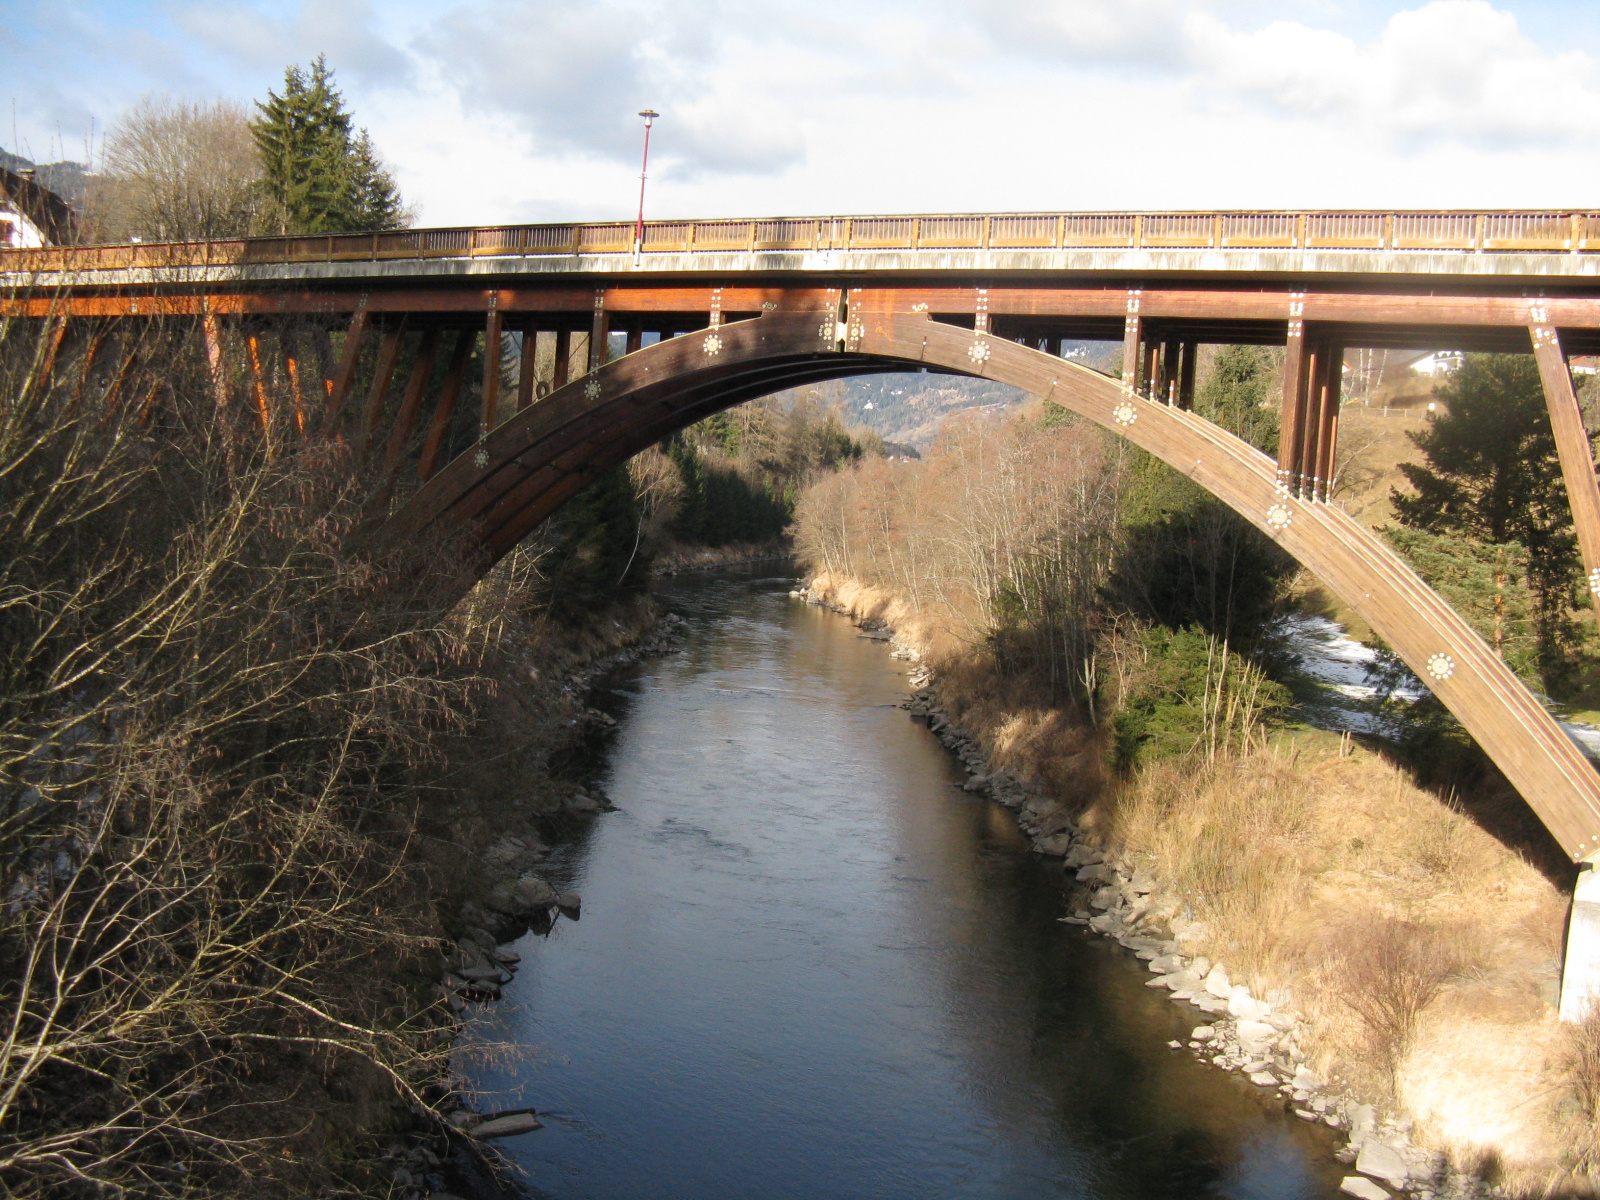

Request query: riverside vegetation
[
  {"left": 0, "top": 289, "right": 871, "bottom": 1197},
  {"left": 793, "top": 348, "right": 1600, "bottom": 1197}
]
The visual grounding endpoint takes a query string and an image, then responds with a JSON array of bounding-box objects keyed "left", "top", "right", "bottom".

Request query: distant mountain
[
  {"left": 0, "top": 149, "right": 91, "bottom": 208},
  {"left": 829, "top": 339, "right": 1124, "bottom": 450}
]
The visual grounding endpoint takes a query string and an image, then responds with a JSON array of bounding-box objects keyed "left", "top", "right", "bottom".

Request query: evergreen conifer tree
[
  {"left": 251, "top": 56, "right": 405, "bottom": 234},
  {"left": 1390, "top": 353, "right": 1582, "bottom": 683}
]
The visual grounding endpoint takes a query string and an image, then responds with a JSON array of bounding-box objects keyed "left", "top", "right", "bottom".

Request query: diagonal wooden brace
[{"left": 1530, "top": 323, "right": 1600, "bottom": 625}]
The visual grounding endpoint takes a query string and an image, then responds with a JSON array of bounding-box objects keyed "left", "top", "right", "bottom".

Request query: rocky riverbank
[
  {"left": 379, "top": 605, "right": 691, "bottom": 1199},
  {"left": 794, "top": 579, "right": 1506, "bottom": 1200}
]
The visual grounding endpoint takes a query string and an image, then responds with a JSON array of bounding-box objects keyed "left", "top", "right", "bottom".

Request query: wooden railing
[{"left": 5, "top": 210, "right": 1600, "bottom": 273}]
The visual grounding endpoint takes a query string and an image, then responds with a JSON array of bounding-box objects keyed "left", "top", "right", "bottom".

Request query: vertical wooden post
[
  {"left": 625, "top": 325, "right": 642, "bottom": 355},
  {"left": 383, "top": 328, "right": 440, "bottom": 471},
  {"left": 245, "top": 333, "right": 272, "bottom": 439},
  {"left": 1531, "top": 323, "right": 1600, "bottom": 624},
  {"left": 553, "top": 328, "right": 572, "bottom": 390},
  {"left": 283, "top": 334, "right": 307, "bottom": 435},
  {"left": 589, "top": 289, "right": 609, "bottom": 373},
  {"left": 419, "top": 330, "right": 476, "bottom": 480},
  {"left": 101, "top": 344, "right": 139, "bottom": 415},
  {"left": 1314, "top": 343, "right": 1344, "bottom": 501},
  {"left": 1299, "top": 341, "right": 1327, "bottom": 500},
  {"left": 27, "top": 315, "right": 69, "bottom": 401},
  {"left": 1279, "top": 318, "right": 1308, "bottom": 493},
  {"left": 323, "top": 306, "right": 370, "bottom": 433},
  {"left": 480, "top": 307, "right": 503, "bottom": 436},
  {"left": 1121, "top": 291, "right": 1142, "bottom": 390},
  {"left": 68, "top": 328, "right": 107, "bottom": 409},
  {"left": 362, "top": 326, "right": 406, "bottom": 451},
  {"left": 1177, "top": 340, "right": 1198, "bottom": 410},
  {"left": 202, "top": 312, "right": 229, "bottom": 412},
  {"left": 516, "top": 329, "right": 537, "bottom": 411}
]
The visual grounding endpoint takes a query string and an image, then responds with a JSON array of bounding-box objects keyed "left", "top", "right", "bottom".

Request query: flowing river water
[{"left": 456, "top": 572, "right": 1350, "bottom": 1199}]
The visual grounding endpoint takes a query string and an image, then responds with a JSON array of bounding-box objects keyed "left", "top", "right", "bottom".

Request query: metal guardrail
[{"left": 6, "top": 210, "right": 1600, "bottom": 272}]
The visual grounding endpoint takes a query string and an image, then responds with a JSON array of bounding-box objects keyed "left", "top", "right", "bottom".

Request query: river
[{"left": 455, "top": 572, "right": 1349, "bottom": 1199}]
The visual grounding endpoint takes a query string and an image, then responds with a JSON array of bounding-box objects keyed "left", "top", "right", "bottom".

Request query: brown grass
[{"left": 810, "top": 562, "right": 1590, "bottom": 1194}]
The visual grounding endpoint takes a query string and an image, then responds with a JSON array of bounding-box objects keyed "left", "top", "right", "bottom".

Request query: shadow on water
[{"left": 452, "top": 571, "right": 1348, "bottom": 1199}]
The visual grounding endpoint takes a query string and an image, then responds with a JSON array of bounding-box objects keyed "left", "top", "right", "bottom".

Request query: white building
[{"left": 1408, "top": 350, "right": 1464, "bottom": 377}]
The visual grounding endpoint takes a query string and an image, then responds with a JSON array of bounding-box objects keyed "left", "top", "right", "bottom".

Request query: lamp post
[{"left": 633, "top": 109, "right": 659, "bottom": 257}]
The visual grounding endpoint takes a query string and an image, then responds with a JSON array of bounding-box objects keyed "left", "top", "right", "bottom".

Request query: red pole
[{"left": 633, "top": 109, "right": 658, "bottom": 254}]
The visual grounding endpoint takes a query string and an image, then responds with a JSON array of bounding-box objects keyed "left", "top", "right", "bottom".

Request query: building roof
[{"left": 0, "top": 166, "right": 77, "bottom": 245}]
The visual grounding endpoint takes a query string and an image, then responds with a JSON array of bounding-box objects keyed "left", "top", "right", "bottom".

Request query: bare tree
[{"left": 95, "top": 98, "right": 268, "bottom": 243}]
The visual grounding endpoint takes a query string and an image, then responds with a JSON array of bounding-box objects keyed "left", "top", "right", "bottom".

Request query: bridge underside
[
  {"left": 374, "top": 309, "right": 1600, "bottom": 866},
  {"left": 12, "top": 240, "right": 1600, "bottom": 868}
]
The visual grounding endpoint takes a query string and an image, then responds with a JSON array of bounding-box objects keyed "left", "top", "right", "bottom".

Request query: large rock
[
  {"left": 1076, "top": 863, "right": 1110, "bottom": 883},
  {"left": 1354, "top": 1140, "right": 1409, "bottom": 1188},
  {"left": 1203, "top": 965, "right": 1232, "bottom": 999},
  {"left": 484, "top": 872, "right": 558, "bottom": 915},
  {"left": 1234, "top": 1019, "right": 1275, "bottom": 1051},
  {"left": 470, "top": 1111, "right": 545, "bottom": 1139},
  {"left": 1339, "top": 1178, "right": 1389, "bottom": 1200},
  {"left": 1228, "top": 986, "right": 1267, "bottom": 1020},
  {"left": 1148, "top": 954, "right": 1186, "bottom": 975},
  {"left": 1063, "top": 845, "right": 1104, "bottom": 869},
  {"left": 1034, "top": 833, "right": 1072, "bottom": 856}
]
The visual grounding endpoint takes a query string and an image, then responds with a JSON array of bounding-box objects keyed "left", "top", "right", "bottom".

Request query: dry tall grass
[{"left": 797, "top": 402, "right": 1598, "bottom": 1191}]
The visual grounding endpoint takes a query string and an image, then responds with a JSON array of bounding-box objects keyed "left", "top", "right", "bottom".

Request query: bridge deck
[{"left": 9, "top": 209, "right": 1600, "bottom": 289}]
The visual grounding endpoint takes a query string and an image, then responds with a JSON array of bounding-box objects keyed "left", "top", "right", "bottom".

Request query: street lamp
[{"left": 633, "top": 109, "right": 659, "bottom": 257}]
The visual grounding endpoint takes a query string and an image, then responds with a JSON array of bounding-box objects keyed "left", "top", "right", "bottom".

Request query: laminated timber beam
[
  {"left": 16, "top": 286, "right": 1600, "bottom": 341},
  {"left": 1531, "top": 321, "right": 1600, "bottom": 631},
  {"left": 383, "top": 311, "right": 1600, "bottom": 870}
]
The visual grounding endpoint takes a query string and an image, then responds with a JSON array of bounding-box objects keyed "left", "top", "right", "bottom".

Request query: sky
[{"left": 6, "top": 0, "right": 1600, "bottom": 226}]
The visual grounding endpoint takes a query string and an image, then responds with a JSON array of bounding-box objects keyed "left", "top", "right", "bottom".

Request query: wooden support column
[
  {"left": 1142, "top": 340, "right": 1161, "bottom": 400},
  {"left": 362, "top": 326, "right": 406, "bottom": 451},
  {"left": 419, "top": 330, "right": 476, "bottom": 481},
  {"left": 480, "top": 307, "right": 502, "bottom": 436},
  {"left": 1531, "top": 323, "right": 1600, "bottom": 623},
  {"left": 27, "top": 315, "right": 69, "bottom": 401},
  {"left": 101, "top": 343, "right": 139, "bottom": 415},
  {"left": 245, "top": 333, "right": 272, "bottom": 440},
  {"left": 1121, "top": 291, "right": 1142, "bottom": 389},
  {"left": 1177, "top": 341, "right": 1198, "bottom": 410},
  {"left": 383, "top": 329, "right": 440, "bottom": 471},
  {"left": 516, "top": 329, "right": 537, "bottom": 411},
  {"left": 625, "top": 325, "right": 643, "bottom": 355},
  {"left": 553, "top": 328, "right": 572, "bottom": 390},
  {"left": 68, "top": 327, "right": 107, "bottom": 409},
  {"left": 323, "top": 306, "right": 370, "bottom": 433},
  {"left": 202, "top": 312, "right": 229, "bottom": 412},
  {"left": 589, "top": 289, "right": 609, "bottom": 373},
  {"left": 1299, "top": 341, "right": 1328, "bottom": 501},
  {"left": 282, "top": 334, "right": 308, "bottom": 434},
  {"left": 1278, "top": 318, "right": 1309, "bottom": 494},
  {"left": 1314, "top": 344, "right": 1344, "bottom": 501}
]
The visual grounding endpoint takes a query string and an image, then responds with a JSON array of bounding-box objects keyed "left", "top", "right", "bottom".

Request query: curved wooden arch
[{"left": 388, "top": 311, "right": 1600, "bottom": 861}]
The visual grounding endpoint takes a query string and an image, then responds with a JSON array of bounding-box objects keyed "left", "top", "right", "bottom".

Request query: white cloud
[
  {"left": 9, "top": 0, "right": 1600, "bottom": 223},
  {"left": 1187, "top": 0, "right": 1600, "bottom": 150}
]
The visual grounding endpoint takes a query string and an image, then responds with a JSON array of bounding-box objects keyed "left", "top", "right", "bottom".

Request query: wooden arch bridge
[{"left": 9, "top": 208, "right": 1600, "bottom": 896}]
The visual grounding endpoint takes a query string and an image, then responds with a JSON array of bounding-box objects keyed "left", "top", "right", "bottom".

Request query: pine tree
[
  {"left": 251, "top": 56, "right": 405, "bottom": 234},
  {"left": 1391, "top": 353, "right": 1583, "bottom": 685}
]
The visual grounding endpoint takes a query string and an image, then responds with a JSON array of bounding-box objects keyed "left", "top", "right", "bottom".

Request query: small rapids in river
[{"left": 453, "top": 573, "right": 1350, "bottom": 1199}]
